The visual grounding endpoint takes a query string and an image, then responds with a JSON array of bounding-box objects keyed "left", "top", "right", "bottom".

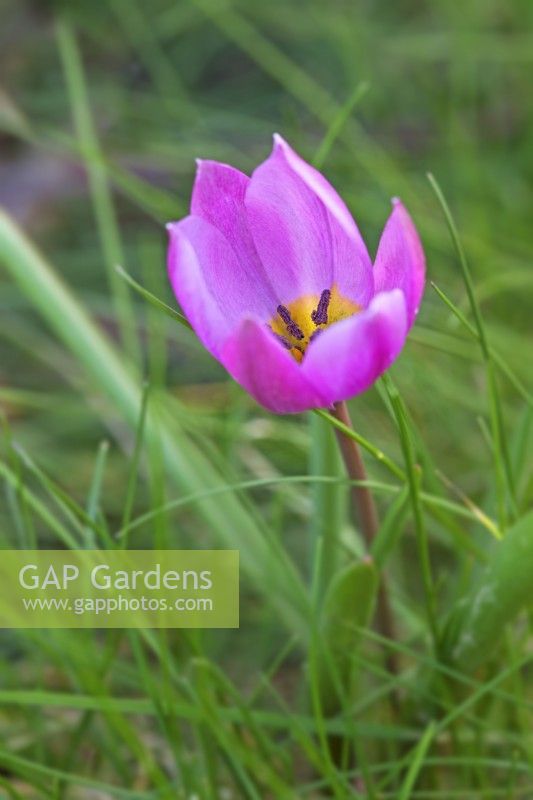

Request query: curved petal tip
[
  {"left": 373, "top": 201, "right": 425, "bottom": 328},
  {"left": 302, "top": 289, "right": 408, "bottom": 404}
]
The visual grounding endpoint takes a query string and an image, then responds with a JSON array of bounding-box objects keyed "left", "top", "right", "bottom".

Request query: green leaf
[
  {"left": 315, "top": 559, "right": 378, "bottom": 716},
  {"left": 443, "top": 510, "right": 533, "bottom": 669}
]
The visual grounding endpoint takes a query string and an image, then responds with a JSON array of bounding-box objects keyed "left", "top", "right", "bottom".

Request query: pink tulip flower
[{"left": 167, "top": 135, "right": 425, "bottom": 413}]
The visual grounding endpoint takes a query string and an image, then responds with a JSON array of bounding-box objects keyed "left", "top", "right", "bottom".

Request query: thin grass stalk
[
  {"left": 427, "top": 173, "right": 516, "bottom": 529},
  {"left": 309, "top": 413, "right": 345, "bottom": 599},
  {"left": 387, "top": 388, "right": 439, "bottom": 649},
  {"left": 56, "top": 18, "right": 140, "bottom": 363}
]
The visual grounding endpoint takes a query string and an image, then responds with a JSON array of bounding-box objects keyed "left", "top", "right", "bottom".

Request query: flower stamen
[
  {"left": 311, "top": 289, "right": 331, "bottom": 326},
  {"left": 270, "top": 285, "right": 361, "bottom": 363},
  {"left": 272, "top": 332, "right": 292, "bottom": 350},
  {"left": 277, "top": 305, "right": 305, "bottom": 340}
]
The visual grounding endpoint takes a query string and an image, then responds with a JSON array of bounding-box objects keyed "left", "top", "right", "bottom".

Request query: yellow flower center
[{"left": 270, "top": 285, "right": 361, "bottom": 362}]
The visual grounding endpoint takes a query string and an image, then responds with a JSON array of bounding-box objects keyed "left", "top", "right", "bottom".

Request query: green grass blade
[
  {"left": 55, "top": 18, "right": 140, "bottom": 363},
  {"left": 115, "top": 264, "right": 192, "bottom": 329},
  {"left": 431, "top": 281, "right": 532, "bottom": 406},
  {"left": 427, "top": 173, "right": 516, "bottom": 529},
  {"left": 426, "top": 175, "right": 488, "bottom": 356},
  {"left": 0, "top": 210, "right": 309, "bottom": 636},
  {"left": 84, "top": 440, "right": 109, "bottom": 547},
  {"left": 120, "top": 381, "right": 150, "bottom": 547},
  {"left": 12, "top": 443, "right": 109, "bottom": 545},
  {"left": 192, "top": 0, "right": 409, "bottom": 196},
  {"left": 312, "top": 81, "right": 370, "bottom": 169},
  {"left": 398, "top": 720, "right": 436, "bottom": 800},
  {"left": 386, "top": 379, "right": 439, "bottom": 646},
  {"left": 0, "top": 459, "right": 78, "bottom": 549},
  {"left": 0, "top": 749, "right": 154, "bottom": 799},
  {"left": 315, "top": 408, "right": 405, "bottom": 480},
  {"left": 308, "top": 412, "right": 346, "bottom": 600}
]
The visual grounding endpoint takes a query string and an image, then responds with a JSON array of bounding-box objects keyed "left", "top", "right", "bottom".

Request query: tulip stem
[
  {"left": 331, "top": 402, "right": 379, "bottom": 547},
  {"left": 331, "top": 401, "right": 399, "bottom": 678}
]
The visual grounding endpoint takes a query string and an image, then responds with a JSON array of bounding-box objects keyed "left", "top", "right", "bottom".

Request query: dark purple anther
[
  {"left": 311, "top": 289, "right": 331, "bottom": 325},
  {"left": 270, "top": 330, "right": 293, "bottom": 350},
  {"left": 277, "top": 305, "right": 305, "bottom": 340}
]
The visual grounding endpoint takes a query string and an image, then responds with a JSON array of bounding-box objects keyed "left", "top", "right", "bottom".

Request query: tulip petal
[
  {"left": 245, "top": 134, "right": 373, "bottom": 306},
  {"left": 167, "top": 215, "right": 273, "bottom": 358},
  {"left": 373, "top": 199, "right": 425, "bottom": 328},
  {"left": 221, "top": 318, "right": 329, "bottom": 413},
  {"left": 191, "top": 160, "right": 275, "bottom": 301},
  {"left": 302, "top": 289, "right": 408, "bottom": 404}
]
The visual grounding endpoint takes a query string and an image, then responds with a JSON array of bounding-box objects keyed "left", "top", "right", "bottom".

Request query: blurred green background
[
  {"left": 0, "top": 0, "right": 532, "bottom": 796},
  {"left": 2, "top": 0, "right": 531, "bottom": 471}
]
